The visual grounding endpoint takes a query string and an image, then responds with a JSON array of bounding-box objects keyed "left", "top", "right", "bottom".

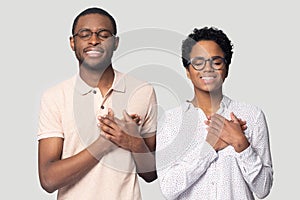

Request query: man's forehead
[{"left": 75, "top": 14, "right": 113, "bottom": 30}]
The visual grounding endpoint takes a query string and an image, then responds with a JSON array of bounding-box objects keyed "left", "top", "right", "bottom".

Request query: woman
[{"left": 156, "top": 27, "right": 273, "bottom": 200}]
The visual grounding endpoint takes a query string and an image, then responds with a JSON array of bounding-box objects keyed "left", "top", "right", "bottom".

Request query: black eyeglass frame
[
  {"left": 187, "top": 56, "right": 227, "bottom": 71},
  {"left": 73, "top": 28, "right": 116, "bottom": 40}
]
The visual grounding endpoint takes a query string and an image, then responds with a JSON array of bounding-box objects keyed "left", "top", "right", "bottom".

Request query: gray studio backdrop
[{"left": 0, "top": 0, "right": 299, "bottom": 199}]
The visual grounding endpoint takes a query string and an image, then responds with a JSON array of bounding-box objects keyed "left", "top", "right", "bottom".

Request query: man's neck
[{"left": 79, "top": 64, "right": 115, "bottom": 97}]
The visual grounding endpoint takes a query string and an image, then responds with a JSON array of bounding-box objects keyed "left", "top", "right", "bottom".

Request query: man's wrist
[{"left": 131, "top": 137, "right": 148, "bottom": 153}]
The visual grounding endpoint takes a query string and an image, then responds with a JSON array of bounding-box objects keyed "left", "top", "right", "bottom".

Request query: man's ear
[
  {"left": 113, "top": 36, "right": 119, "bottom": 51},
  {"left": 70, "top": 36, "right": 75, "bottom": 51}
]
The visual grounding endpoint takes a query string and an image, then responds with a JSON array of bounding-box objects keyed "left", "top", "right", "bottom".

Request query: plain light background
[{"left": 0, "top": 0, "right": 298, "bottom": 199}]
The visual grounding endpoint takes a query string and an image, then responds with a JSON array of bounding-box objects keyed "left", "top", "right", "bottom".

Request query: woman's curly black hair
[{"left": 181, "top": 27, "right": 233, "bottom": 75}]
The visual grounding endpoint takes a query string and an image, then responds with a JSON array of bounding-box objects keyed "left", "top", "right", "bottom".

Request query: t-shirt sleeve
[
  {"left": 140, "top": 85, "right": 157, "bottom": 136},
  {"left": 37, "top": 90, "right": 64, "bottom": 140},
  {"left": 126, "top": 83, "right": 157, "bottom": 136}
]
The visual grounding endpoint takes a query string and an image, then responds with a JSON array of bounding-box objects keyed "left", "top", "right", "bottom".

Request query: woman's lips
[{"left": 201, "top": 76, "right": 216, "bottom": 84}]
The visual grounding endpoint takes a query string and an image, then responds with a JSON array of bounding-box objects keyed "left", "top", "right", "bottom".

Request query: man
[
  {"left": 38, "top": 7, "right": 157, "bottom": 200},
  {"left": 156, "top": 27, "right": 273, "bottom": 199}
]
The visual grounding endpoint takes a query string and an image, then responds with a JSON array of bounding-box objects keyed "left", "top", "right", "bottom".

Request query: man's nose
[{"left": 89, "top": 33, "right": 101, "bottom": 45}]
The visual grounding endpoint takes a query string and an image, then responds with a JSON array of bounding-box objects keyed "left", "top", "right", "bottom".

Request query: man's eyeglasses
[
  {"left": 73, "top": 29, "right": 115, "bottom": 41},
  {"left": 187, "top": 56, "right": 227, "bottom": 71}
]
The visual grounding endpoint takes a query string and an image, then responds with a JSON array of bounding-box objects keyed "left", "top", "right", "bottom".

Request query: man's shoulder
[
  {"left": 115, "top": 70, "right": 154, "bottom": 94},
  {"left": 118, "top": 70, "right": 151, "bottom": 85},
  {"left": 41, "top": 76, "right": 76, "bottom": 99}
]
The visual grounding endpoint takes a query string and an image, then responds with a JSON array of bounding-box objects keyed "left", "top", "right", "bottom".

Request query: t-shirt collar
[
  {"left": 75, "top": 69, "right": 126, "bottom": 95},
  {"left": 183, "top": 95, "right": 231, "bottom": 112}
]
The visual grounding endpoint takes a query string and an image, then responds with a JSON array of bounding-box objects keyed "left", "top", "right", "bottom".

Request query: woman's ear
[{"left": 186, "top": 67, "right": 191, "bottom": 80}]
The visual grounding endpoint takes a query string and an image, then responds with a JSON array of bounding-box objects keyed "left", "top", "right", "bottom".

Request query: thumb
[
  {"left": 230, "top": 112, "right": 239, "bottom": 123},
  {"left": 122, "top": 110, "right": 133, "bottom": 122},
  {"left": 107, "top": 108, "right": 115, "bottom": 119}
]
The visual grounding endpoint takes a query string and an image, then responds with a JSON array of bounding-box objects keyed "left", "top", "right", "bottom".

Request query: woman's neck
[{"left": 192, "top": 90, "right": 223, "bottom": 117}]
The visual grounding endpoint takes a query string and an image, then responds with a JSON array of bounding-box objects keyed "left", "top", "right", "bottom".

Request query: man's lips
[
  {"left": 201, "top": 76, "right": 215, "bottom": 80},
  {"left": 84, "top": 47, "right": 104, "bottom": 57}
]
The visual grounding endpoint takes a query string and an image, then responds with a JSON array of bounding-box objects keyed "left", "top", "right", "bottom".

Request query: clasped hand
[
  {"left": 98, "top": 108, "right": 143, "bottom": 152},
  {"left": 205, "top": 112, "right": 249, "bottom": 153}
]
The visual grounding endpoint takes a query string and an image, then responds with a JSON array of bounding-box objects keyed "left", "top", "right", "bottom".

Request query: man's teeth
[
  {"left": 87, "top": 51, "right": 101, "bottom": 54},
  {"left": 201, "top": 77, "right": 214, "bottom": 80}
]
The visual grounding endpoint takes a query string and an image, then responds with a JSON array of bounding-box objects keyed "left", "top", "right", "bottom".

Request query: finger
[
  {"left": 98, "top": 123, "right": 114, "bottom": 136},
  {"left": 107, "top": 108, "right": 115, "bottom": 121},
  {"left": 122, "top": 110, "right": 134, "bottom": 122},
  {"left": 209, "top": 115, "right": 225, "bottom": 130},
  {"left": 207, "top": 120, "right": 222, "bottom": 132},
  {"left": 98, "top": 124, "right": 106, "bottom": 137},
  {"left": 241, "top": 120, "right": 247, "bottom": 126},
  {"left": 242, "top": 124, "right": 247, "bottom": 131},
  {"left": 130, "top": 114, "right": 138, "bottom": 119},
  {"left": 134, "top": 117, "right": 142, "bottom": 125},
  {"left": 99, "top": 116, "right": 119, "bottom": 130},
  {"left": 97, "top": 113, "right": 113, "bottom": 123},
  {"left": 211, "top": 114, "right": 226, "bottom": 125},
  {"left": 206, "top": 126, "right": 221, "bottom": 137},
  {"left": 204, "top": 116, "right": 211, "bottom": 126},
  {"left": 103, "top": 132, "right": 114, "bottom": 141},
  {"left": 108, "top": 108, "right": 114, "bottom": 117},
  {"left": 238, "top": 119, "right": 246, "bottom": 126},
  {"left": 230, "top": 112, "right": 239, "bottom": 123},
  {"left": 207, "top": 127, "right": 229, "bottom": 146},
  {"left": 206, "top": 131, "right": 226, "bottom": 149},
  {"left": 206, "top": 131, "right": 219, "bottom": 144},
  {"left": 130, "top": 114, "right": 141, "bottom": 124},
  {"left": 204, "top": 119, "right": 210, "bottom": 126}
]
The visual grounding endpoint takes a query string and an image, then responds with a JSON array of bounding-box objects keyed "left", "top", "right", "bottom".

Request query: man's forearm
[
  {"left": 39, "top": 137, "right": 113, "bottom": 193},
  {"left": 131, "top": 138, "right": 157, "bottom": 182}
]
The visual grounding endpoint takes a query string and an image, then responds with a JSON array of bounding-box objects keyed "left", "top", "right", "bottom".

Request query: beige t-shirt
[{"left": 38, "top": 70, "right": 157, "bottom": 200}]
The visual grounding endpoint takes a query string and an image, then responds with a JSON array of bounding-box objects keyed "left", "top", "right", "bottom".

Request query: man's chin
[{"left": 81, "top": 60, "right": 111, "bottom": 72}]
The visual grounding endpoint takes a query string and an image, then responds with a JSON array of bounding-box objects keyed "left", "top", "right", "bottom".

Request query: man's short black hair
[
  {"left": 72, "top": 7, "right": 117, "bottom": 35},
  {"left": 181, "top": 27, "right": 233, "bottom": 75}
]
